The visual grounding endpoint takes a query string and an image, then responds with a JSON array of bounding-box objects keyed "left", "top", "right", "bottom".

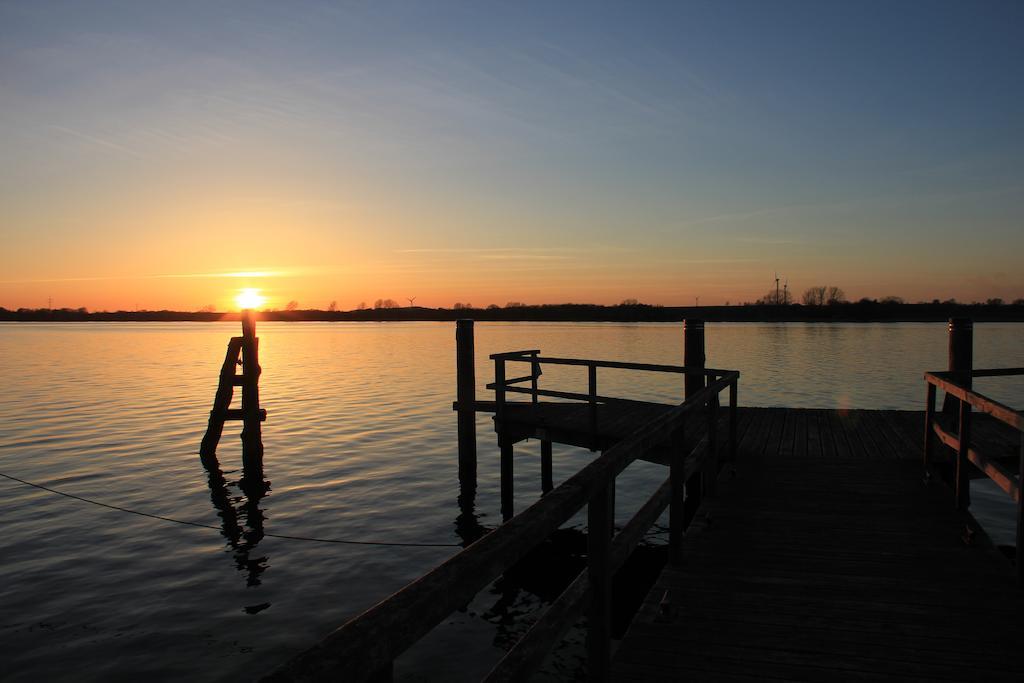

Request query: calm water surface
[{"left": 1, "top": 322, "right": 1021, "bottom": 681}]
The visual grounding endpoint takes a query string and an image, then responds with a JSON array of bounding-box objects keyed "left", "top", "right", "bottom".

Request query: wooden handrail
[
  {"left": 489, "top": 349, "right": 541, "bottom": 360},
  {"left": 484, "top": 423, "right": 721, "bottom": 682},
  {"left": 924, "top": 372, "right": 1023, "bottom": 432},
  {"left": 931, "top": 421, "right": 1020, "bottom": 502},
  {"left": 923, "top": 365, "right": 1023, "bottom": 584},
  {"left": 264, "top": 372, "right": 738, "bottom": 682},
  {"left": 500, "top": 354, "right": 725, "bottom": 376},
  {"left": 971, "top": 367, "right": 1024, "bottom": 378},
  {"left": 501, "top": 385, "right": 656, "bottom": 407}
]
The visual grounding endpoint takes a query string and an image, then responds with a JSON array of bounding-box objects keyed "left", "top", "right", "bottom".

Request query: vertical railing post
[
  {"left": 956, "top": 396, "right": 972, "bottom": 510},
  {"left": 669, "top": 419, "right": 686, "bottom": 566},
  {"left": 942, "top": 317, "right": 973, "bottom": 415},
  {"left": 456, "top": 320, "right": 477, "bottom": 487},
  {"left": 530, "top": 351, "right": 540, "bottom": 408},
  {"left": 924, "top": 381, "right": 936, "bottom": 477},
  {"left": 728, "top": 377, "right": 738, "bottom": 464},
  {"left": 706, "top": 391, "right": 719, "bottom": 496},
  {"left": 586, "top": 482, "right": 614, "bottom": 681},
  {"left": 494, "top": 356, "right": 514, "bottom": 520},
  {"left": 588, "top": 364, "right": 598, "bottom": 451},
  {"left": 1017, "top": 432, "right": 1023, "bottom": 586}
]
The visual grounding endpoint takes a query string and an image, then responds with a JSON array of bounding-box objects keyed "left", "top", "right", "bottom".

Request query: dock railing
[
  {"left": 265, "top": 364, "right": 740, "bottom": 683},
  {"left": 488, "top": 349, "right": 739, "bottom": 461},
  {"left": 923, "top": 367, "right": 1024, "bottom": 582}
]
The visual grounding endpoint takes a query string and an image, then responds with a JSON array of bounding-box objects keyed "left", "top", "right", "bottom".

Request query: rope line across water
[{"left": 0, "top": 471, "right": 461, "bottom": 548}]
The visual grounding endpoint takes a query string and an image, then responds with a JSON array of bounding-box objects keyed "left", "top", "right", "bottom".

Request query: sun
[{"left": 235, "top": 288, "right": 266, "bottom": 310}]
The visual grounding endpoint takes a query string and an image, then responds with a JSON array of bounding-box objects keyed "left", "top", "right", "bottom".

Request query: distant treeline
[{"left": 4, "top": 300, "right": 1024, "bottom": 323}]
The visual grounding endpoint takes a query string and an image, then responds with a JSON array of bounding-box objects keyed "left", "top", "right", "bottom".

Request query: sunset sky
[{"left": 2, "top": 1, "right": 1022, "bottom": 311}]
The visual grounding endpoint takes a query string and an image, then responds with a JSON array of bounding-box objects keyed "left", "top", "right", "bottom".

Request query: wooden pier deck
[
  {"left": 267, "top": 321, "right": 1022, "bottom": 683},
  {"left": 613, "top": 407, "right": 1024, "bottom": 682}
]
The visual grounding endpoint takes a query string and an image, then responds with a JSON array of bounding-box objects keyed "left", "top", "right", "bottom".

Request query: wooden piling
[
  {"left": 942, "top": 317, "right": 973, "bottom": 415},
  {"left": 239, "top": 309, "right": 264, "bottom": 478},
  {"left": 683, "top": 319, "right": 705, "bottom": 523},
  {"left": 200, "top": 309, "right": 265, "bottom": 462},
  {"left": 942, "top": 318, "right": 972, "bottom": 508},
  {"left": 683, "top": 319, "right": 705, "bottom": 399},
  {"left": 456, "top": 320, "right": 477, "bottom": 486},
  {"left": 199, "top": 337, "right": 243, "bottom": 459}
]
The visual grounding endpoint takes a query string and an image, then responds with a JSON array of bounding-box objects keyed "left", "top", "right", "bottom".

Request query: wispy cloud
[
  {"left": 47, "top": 125, "right": 143, "bottom": 159},
  {"left": 0, "top": 270, "right": 293, "bottom": 284}
]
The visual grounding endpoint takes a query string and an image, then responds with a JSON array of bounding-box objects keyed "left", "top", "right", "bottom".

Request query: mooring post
[
  {"left": 456, "top": 319, "right": 477, "bottom": 487},
  {"left": 239, "top": 308, "right": 264, "bottom": 486},
  {"left": 942, "top": 318, "right": 972, "bottom": 507},
  {"left": 684, "top": 319, "right": 706, "bottom": 399},
  {"left": 942, "top": 317, "right": 973, "bottom": 415},
  {"left": 683, "top": 319, "right": 706, "bottom": 524}
]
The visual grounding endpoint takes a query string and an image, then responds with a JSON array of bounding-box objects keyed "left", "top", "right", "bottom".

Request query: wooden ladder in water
[{"left": 199, "top": 311, "right": 266, "bottom": 459}]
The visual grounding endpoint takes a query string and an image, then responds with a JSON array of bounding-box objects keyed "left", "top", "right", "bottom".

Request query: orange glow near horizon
[{"left": 235, "top": 288, "right": 266, "bottom": 310}]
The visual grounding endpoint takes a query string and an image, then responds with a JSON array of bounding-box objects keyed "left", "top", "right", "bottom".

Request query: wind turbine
[{"left": 407, "top": 296, "right": 417, "bottom": 308}]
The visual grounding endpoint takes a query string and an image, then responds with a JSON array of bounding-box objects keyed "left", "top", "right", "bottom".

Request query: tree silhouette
[
  {"left": 826, "top": 286, "right": 846, "bottom": 305},
  {"left": 285, "top": 300, "right": 299, "bottom": 311}
]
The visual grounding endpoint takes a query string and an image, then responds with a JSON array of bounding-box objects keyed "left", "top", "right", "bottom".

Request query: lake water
[{"left": 1, "top": 321, "right": 1021, "bottom": 681}]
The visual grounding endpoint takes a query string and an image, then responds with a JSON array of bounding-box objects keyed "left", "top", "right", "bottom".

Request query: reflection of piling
[
  {"left": 200, "top": 309, "right": 267, "bottom": 464},
  {"left": 200, "top": 447, "right": 269, "bottom": 587},
  {"left": 456, "top": 319, "right": 477, "bottom": 487}
]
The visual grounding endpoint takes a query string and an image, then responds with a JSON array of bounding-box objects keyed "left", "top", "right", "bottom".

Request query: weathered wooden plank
[
  {"left": 762, "top": 408, "right": 787, "bottom": 458},
  {"left": 613, "top": 418, "right": 1023, "bottom": 683},
  {"left": 793, "top": 409, "right": 809, "bottom": 459}
]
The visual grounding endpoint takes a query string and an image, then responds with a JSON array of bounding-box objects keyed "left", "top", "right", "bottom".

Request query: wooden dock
[
  {"left": 613, "top": 407, "right": 1024, "bottom": 682},
  {"left": 265, "top": 319, "right": 1022, "bottom": 682}
]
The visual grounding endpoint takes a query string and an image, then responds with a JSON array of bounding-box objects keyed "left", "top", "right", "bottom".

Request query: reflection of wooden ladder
[{"left": 200, "top": 311, "right": 266, "bottom": 460}]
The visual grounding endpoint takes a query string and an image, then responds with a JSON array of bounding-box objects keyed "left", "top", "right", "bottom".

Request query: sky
[{"left": 1, "top": 0, "right": 1022, "bottom": 311}]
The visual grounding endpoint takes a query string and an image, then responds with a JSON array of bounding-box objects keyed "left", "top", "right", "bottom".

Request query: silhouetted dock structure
[
  {"left": 199, "top": 308, "right": 266, "bottom": 486},
  {"left": 266, "top": 318, "right": 1023, "bottom": 682}
]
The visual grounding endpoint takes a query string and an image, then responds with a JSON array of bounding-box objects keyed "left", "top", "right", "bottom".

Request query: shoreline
[{"left": 3, "top": 302, "right": 1024, "bottom": 324}]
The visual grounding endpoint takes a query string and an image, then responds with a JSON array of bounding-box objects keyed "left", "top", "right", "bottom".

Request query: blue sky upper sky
[{"left": 2, "top": 1, "right": 1022, "bottom": 309}]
